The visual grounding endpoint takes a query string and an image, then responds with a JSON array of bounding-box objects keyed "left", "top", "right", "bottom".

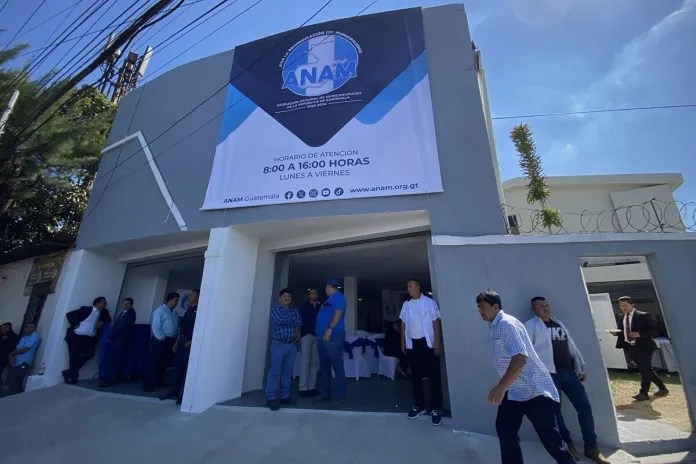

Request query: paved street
[{"left": 3, "top": 385, "right": 694, "bottom": 464}]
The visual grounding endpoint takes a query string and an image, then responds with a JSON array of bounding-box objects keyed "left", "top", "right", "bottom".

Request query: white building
[{"left": 502, "top": 173, "right": 685, "bottom": 234}]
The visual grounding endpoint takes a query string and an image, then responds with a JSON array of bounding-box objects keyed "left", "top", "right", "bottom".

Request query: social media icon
[
  {"left": 285, "top": 191, "right": 293, "bottom": 200},
  {"left": 297, "top": 190, "right": 306, "bottom": 199},
  {"left": 309, "top": 189, "right": 318, "bottom": 198},
  {"left": 321, "top": 188, "right": 331, "bottom": 197},
  {"left": 334, "top": 187, "right": 344, "bottom": 196}
]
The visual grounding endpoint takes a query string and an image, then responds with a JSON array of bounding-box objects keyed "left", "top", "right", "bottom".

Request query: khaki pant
[{"left": 299, "top": 334, "right": 319, "bottom": 391}]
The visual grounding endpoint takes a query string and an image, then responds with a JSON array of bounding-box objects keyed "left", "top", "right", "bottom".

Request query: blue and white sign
[{"left": 203, "top": 9, "right": 443, "bottom": 210}]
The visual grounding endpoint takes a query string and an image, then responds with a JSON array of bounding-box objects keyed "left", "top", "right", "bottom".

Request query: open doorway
[
  {"left": 77, "top": 254, "right": 204, "bottom": 399},
  {"left": 581, "top": 256, "right": 692, "bottom": 451},
  {"left": 226, "top": 235, "right": 447, "bottom": 414}
]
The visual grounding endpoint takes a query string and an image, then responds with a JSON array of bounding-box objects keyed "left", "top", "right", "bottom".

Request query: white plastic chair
[
  {"left": 341, "top": 334, "right": 371, "bottom": 380},
  {"left": 377, "top": 346, "right": 399, "bottom": 380}
]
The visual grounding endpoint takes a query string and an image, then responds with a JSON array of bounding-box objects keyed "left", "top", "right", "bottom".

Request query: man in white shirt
[
  {"left": 400, "top": 279, "right": 443, "bottom": 426},
  {"left": 62, "top": 297, "right": 112, "bottom": 384}
]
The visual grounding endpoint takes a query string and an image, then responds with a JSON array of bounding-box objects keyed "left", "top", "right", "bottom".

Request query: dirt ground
[{"left": 608, "top": 369, "right": 693, "bottom": 433}]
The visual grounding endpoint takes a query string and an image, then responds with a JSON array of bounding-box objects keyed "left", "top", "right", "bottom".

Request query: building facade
[{"left": 20, "top": 4, "right": 695, "bottom": 449}]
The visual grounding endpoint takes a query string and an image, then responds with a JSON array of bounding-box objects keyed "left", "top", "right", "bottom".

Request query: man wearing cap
[{"left": 313, "top": 278, "right": 347, "bottom": 407}]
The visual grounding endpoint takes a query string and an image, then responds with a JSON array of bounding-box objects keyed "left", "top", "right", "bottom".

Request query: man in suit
[
  {"left": 610, "top": 296, "right": 668, "bottom": 401},
  {"left": 0, "top": 322, "right": 19, "bottom": 385},
  {"left": 100, "top": 297, "right": 137, "bottom": 387},
  {"left": 62, "top": 296, "right": 112, "bottom": 384}
]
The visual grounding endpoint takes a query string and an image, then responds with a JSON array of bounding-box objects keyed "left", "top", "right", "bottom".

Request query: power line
[
  {"left": 16, "top": 0, "right": 85, "bottom": 39},
  {"left": 2, "top": 0, "right": 49, "bottom": 50},
  {"left": 82, "top": 0, "right": 343, "bottom": 222},
  {"left": 491, "top": 103, "right": 696, "bottom": 120},
  {"left": 0, "top": 0, "right": 10, "bottom": 16},
  {"left": 131, "top": 0, "right": 208, "bottom": 51}
]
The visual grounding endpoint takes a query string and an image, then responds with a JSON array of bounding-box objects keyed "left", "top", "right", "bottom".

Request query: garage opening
[
  {"left": 78, "top": 253, "right": 204, "bottom": 399},
  {"left": 225, "top": 234, "right": 449, "bottom": 415}
]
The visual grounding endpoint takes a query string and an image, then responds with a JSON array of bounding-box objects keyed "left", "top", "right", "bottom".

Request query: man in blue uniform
[
  {"left": 5, "top": 323, "right": 41, "bottom": 396},
  {"left": 161, "top": 289, "right": 199, "bottom": 404},
  {"left": 313, "top": 278, "right": 347, "bottom": 407},
  {"left": 100, "top": 297, "right": 136, "bottom": 387}
]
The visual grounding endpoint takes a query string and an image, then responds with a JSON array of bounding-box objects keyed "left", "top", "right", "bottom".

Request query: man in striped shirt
[{"left": 265, "top": 288, "right": 302, "bottom": 411}]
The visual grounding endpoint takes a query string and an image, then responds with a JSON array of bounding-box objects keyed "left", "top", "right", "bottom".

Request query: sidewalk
[{"left": 0, "top": 385, "right": 690, "bottom": 464}]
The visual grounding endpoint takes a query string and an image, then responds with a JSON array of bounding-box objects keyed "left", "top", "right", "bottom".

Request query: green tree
[
  {"left": 0, "top": 45, "right": 116, "bottom": 252},
  {"left": 509, "top": 123, "right": 562, "bottom": 233}
]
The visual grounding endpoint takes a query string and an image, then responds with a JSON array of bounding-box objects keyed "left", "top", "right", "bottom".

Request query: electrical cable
[
  {"left": 81, "top": 0, "right": 338, "bottom": 222},
  {"left": 16, "top": 0, "right": 85, "bottom": 39},
  {"left": 130, "top": 0, "right": 207, "bottom": 50},
  {"left": 491, "top": 103, "right": 696, "bottom": 120},
  {"left": 1, "top": 0, "right": 48, "bottom": 50}
]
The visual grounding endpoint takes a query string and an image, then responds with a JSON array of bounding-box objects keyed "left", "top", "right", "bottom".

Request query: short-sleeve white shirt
[{"left": 399, "top": 295, "right": 441, "bottom": 349}]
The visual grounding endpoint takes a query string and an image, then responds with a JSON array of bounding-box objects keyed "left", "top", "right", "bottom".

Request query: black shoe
[
  {"left": 632, "top": 392, "right": 650, "bottom": 401},
  {"left": 159, "top": 392, "right": 177, "bottom": 401},
  {"left": 654, "top": 388, "right": 670, "bottom": 397},
  {"left": 408, "top": 406, "right": 425, "bottom": 420},
  {"left": 566, "top": 443, "right": 580, "bottom": 461},
  {"left": 431, "top": 410, "right": 443, "bottom": 426},
  {"left": 280, "top": 397, "right": 297, "bottom": 406},
  {"left": 312, "top": 395, "right": 331, "bottom": 404},
  {"left": 332, "top": 398, "right": 344, "bottom": 409},
  {"left": 267, "top": 399, "right": 280, "bottom": 411}
]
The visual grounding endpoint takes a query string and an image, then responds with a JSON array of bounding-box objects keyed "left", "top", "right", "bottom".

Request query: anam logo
[{"left": 280, "top": 32, "right": 361, "bottom": 97}]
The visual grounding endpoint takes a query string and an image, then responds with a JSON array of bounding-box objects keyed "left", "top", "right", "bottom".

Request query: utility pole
[
  {"left": 0, "top": 89, "right": 20, "bottom": 139},
  {"left": 99, "top": 41, "right": 153, "bottom": 103}
]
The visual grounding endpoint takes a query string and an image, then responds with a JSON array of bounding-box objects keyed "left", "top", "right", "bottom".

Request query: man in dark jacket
[
  {"left": 0, "top": 322, "right": 19, "bottom": 385},
  {"left": 100, "top": 297, "right": 136, "bottom": 387},
  {"left": 160, "top": 289, "right": 199, "bottom": 404},
  {"left": 62, "top": 296, "right": 112, "bottom": 384},
  {"left": 610, "top": 296, "right": 668, "bottom": 401}
]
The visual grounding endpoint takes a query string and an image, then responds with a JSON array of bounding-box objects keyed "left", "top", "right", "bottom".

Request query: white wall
[
  {"left": 504, "top": 181, "right": 681, "bottom": 234},
  {"left": 242, "top": 246, "right": 275, "bottom": 392},
  {"left": 27, "top": 250, "right": 127, "bottom": 389},
  {"left": 182, "top": 227, "right": 260, "bottom": 413},
  {"left": 0, "top": 253, "right": 70, "bottom": 375},
  {"left": 582, "top": 262, "right": 652, "bottom": 283},
  {"left": 118, "top": 265, "right": 169, "bottom": 323}
]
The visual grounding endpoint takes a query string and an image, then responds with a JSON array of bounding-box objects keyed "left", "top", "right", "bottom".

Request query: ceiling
[{"left": 287, "top": 236, "right": 431, "bottom": 295}]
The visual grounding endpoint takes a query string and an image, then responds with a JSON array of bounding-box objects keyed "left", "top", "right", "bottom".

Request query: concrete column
[
  {"left": 182, "top": 227, "right": 260, "bottom": 413},
  {"left": 344, "top": 276, "right": 357, "bottom": 332},
  {"left": 118, "top": 265, "right": 169, "bottom": 324},
  {"left": 26, "top": 250, "right": 127, "bottom": 390}
]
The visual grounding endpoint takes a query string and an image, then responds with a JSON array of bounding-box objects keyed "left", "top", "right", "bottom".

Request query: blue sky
[{"left": 2, "top": 0, "right": 695, "bottom": 205}]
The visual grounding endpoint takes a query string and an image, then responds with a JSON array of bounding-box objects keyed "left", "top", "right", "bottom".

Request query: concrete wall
[
  {"left": 430, "top": 234, "right": 696, "bottom": 448},
  {"left": 0, "top": 253, "right": 70, "bottom": 375},
  {"left": 75, "top": 4, "right": 505, "bottom": 252},
  {"left": 118, "top": 265, "right": 169, "bottom": 323},
  {"left": 503, "top": 180, "right": 682, "bottom": 234}
]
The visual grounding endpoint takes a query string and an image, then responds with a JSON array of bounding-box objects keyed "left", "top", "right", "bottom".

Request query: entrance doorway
[
  {"left": 225, "top": 235, "right": 448, "bottom": 414},
  {"left": 581, "top": 256, "right": 693, "bottom": 454},
  {"left": 77, "top": 254, "right": 205, "bottom": 398}
]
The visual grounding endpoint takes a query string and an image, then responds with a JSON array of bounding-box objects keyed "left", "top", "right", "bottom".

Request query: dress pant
[
  {"left": 551, "top": 370, "right": 598, "bottom": 452},
  {"left": 6, "top": 363, "right": 30, "bottom": 396},
  {"left": 626, "top": 346, "right": 666, "bottom": 394},
  {"left": 0, "top": 358, "right": 8, "bottom": 386},
  {"left": 317, "top": 331, "right": 346, "bottom": 399},
  {"left": 406, "top": 337, "right": 443, "bottom": 410},
  {"left": 265, "top": 340, "right": 297, "bottom": 400},
  {"left": 167, "top": 338, "right": 191, "bottom": 399},
  {"left": 101, "top": 337, "right": 129, "bottom": 384},
  {"left": 144, "top": 336, "right": 175, "bottom": 390},
  {"left": 496, "top": 394, "right": 575, "bottom": 464},
  {"left": 67, "top": 333, "right": 97, "bottom": 381},
  {"left": 299, "top": 334, "right": 319, "bottom": 392}
]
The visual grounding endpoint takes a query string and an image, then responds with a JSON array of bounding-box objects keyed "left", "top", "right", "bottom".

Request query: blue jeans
[
  {"left": 551, "top": 371, "right": 598, "bottom": 452},
  {"left": 265, "top": 341, "right": 296, "bottom": 400},
  {"left": 317, "top": 331, "right": 346, "bottom": 399}
]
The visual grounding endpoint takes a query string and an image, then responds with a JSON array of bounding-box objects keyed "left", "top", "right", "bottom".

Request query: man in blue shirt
[
  {"left": 5, "top": 323, "right": 41, "bottom": 396},
  {"left": 476, "top": 290, "right": 574, "bottom": 464},
  {"left": 143, "top": 292, "right": 180, "bottom": 392},
  {"left": 313, "top": 278, "right": 347, "bottom": 407},
  {"left": 161, "top": 289, "right": 199, "bottom": 404},
  {"left": 265, "top": 288, "right": 302, "bottom": 410}
]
